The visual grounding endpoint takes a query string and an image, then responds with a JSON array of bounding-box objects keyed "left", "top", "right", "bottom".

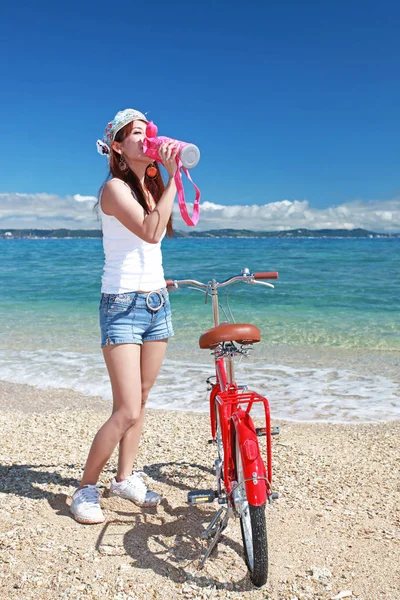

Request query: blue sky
[{"left": 1, "top": 0, "right": 399, "bottom": 231}]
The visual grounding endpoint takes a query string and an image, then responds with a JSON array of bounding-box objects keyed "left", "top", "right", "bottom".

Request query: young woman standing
[{"left": 70, "top": 109, "right": 178, "bottom": 524}]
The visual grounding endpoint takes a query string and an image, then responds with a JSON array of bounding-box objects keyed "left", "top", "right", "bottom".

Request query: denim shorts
[{"left": 99, "top": 288, "right": 174, "bottom": 347}]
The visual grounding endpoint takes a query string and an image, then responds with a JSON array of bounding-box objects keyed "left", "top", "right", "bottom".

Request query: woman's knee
[{"left": 113, "top": 408, "right": 141, "bottom": 432}]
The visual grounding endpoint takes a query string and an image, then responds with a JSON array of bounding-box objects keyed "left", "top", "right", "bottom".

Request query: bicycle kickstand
[{"left": 199, "top": 507, "right": 229, "bottom": 569}]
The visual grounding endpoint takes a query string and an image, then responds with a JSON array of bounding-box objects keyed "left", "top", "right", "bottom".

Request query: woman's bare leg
[
  {"left": 116, "top": 339, "right": 168, "bottom": 481},
  {"left": 79, "top": 343, "right": 142, "bottom": 488}
]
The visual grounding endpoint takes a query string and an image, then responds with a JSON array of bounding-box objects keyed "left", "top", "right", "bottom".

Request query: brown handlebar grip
[
  {"left": 254, "top": 271, "right": 279, "bottom": 280},
  {"left": 165, "top": 279, "right": 175, "bottom": 287}
]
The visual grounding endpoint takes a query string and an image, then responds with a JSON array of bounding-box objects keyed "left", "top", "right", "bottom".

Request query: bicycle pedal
[
  {"left": 188, "top": 489, "right": 216, "bottom": 504},
  {"left": 268, "top": 491, "right": 279, "bottom": 504},
  {"left": 256, "top": 426, "right": 280, "bottom": 437},
  {"left": 208, "top": 439, "right": 216, "bottom": 444}
]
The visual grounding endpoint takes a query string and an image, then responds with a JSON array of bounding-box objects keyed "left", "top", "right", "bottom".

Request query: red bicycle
[{"left": 167, "top": 268, "right": 279, "bottom": 587}]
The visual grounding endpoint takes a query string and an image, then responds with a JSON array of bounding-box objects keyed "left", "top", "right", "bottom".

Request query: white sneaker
[
  {"left": 109, "top": 472, "right": 162, "bottom": 507},
  {"left": 70, "top": 484, "right": 105, "bottom": 524}
]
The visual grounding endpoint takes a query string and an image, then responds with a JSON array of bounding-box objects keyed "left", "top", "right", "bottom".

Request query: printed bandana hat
[{"left": 96, "top": 108, "right": 148, "bottom": 158}]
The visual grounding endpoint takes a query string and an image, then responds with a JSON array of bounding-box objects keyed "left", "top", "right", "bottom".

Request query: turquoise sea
[{"left": 0, "top": 237, "right": 399, "bottom": 422}]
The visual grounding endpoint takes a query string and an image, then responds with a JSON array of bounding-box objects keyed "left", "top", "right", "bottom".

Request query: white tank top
[{"left": 99, "top": 183, "right": 166, "bottom": 293}]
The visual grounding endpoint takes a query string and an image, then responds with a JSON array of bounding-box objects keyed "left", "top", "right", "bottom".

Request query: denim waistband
[{"left": 101, "top": 287, "right": 167, "bottom": 298}]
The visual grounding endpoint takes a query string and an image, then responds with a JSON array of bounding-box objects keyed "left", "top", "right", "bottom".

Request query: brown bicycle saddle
[{"left": 199, "top": 322, "right": 261, "bottom": 349}]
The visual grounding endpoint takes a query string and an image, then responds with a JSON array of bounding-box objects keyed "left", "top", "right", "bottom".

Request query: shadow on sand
[{"left": 0, "top": 460, "right": 254, "bottom": 590}]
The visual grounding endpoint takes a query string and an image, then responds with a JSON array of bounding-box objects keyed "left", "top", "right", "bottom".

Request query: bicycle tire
[{"left": 234, "top": 430, "right": 268, "bottom": 587}]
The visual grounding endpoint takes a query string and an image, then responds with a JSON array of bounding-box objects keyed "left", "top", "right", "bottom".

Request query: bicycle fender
[
  {"left": 232, "top": 409, "right": 267, "bottom": 506},
  {"left": 210, "top": 384, "right": 220, "bottom": 439}
]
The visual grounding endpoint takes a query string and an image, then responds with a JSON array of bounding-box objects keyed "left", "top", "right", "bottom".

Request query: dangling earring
[
  {"left": 119, "top": 154, "right": 128, "bottom": 172},
  {"left": 146, "top": 163, "right": 157, "bottom": 178}
]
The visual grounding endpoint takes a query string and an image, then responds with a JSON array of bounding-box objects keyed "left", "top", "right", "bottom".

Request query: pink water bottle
[
  {"left": 142, "top": 122, "right": 200, "bottom": 169},
  {"left": 143, "top": 121, "right": 201, "bottom": 227}
]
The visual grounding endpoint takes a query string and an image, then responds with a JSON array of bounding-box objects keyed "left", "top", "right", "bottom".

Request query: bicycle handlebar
[{"left": 165, "top": 270, "right": 278, "bottom": 290}]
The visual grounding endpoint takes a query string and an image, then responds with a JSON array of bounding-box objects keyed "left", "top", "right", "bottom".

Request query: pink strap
[{"left": 174, "top": 158, "right": 200, "bottom": 226}]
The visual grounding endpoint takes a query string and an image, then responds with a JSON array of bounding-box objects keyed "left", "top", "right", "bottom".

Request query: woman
[{"left": 70, "top": 108, "right": 178, "bottom": 524}]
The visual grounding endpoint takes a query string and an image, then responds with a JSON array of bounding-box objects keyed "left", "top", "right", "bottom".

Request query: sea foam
[{"left": 0, "top": 350, "right": 398, "bottom": 423}]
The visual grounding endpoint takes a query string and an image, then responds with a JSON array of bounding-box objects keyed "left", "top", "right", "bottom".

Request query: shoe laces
[
  {"left": 125, "top": 472, "right": 147, "bottom": 494},
  {"left": 79, "top": 484, "right": 101, "bottom": 505}
]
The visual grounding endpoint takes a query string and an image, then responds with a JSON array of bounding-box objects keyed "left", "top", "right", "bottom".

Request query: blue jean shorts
[{"left": 99, "top": 288, "right": 174, "bottom": 347}]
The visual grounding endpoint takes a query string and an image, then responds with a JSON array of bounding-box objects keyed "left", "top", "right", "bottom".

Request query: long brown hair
[{"left": 95, "top": 120, "right": 173, "bottom": 237}]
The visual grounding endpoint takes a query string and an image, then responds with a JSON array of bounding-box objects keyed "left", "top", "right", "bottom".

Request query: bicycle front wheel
[{"left": 234, "top": 432, "right": 268, "bottom": 587}]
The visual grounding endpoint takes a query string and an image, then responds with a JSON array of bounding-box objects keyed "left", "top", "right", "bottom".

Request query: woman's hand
[{"left": 158, "top": 141, "right": 180, "bottom": 179}]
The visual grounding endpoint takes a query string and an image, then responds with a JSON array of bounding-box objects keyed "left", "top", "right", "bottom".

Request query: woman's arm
[{"left": 101, "top": 142, "right": 178, "bottom": 244}]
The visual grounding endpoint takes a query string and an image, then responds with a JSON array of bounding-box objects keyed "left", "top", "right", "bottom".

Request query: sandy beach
[{"left": 0, "top": 380, "right": 399, "bottom": 600}]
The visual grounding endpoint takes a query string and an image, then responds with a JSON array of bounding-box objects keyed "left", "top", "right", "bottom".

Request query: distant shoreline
[{"left": 1, "top": 227, "right": 399, "bottom": 239}]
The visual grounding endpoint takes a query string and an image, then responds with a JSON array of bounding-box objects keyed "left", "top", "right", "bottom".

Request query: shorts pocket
[{"left": 108, "top": 293, "right": 136, "bottom": 312}]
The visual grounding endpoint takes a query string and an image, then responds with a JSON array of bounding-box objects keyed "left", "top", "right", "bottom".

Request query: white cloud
[
  {"left": 73, "top": 194, "right": 97, "bottom": 203},
  {"left": 0, "top": 192, "right": 399, "bottom": 232},
  {"left": 0, "top": 192, "right": 101, "bottom": 229},
  {"left": 174, "top": 197, "right": 400, "bottom": 233}
]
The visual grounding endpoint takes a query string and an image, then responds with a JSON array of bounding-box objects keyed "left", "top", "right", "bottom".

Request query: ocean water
[{"left": 0, "top": 237, "right": 399, "bottom": 422}]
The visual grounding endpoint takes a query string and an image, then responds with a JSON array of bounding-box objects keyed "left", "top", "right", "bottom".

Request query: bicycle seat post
[
  {"left": 209, "top": 279, "right": 236, "bottom": 386},
  {"left": 226, "top": 350, "right": 235, "bottom": 385}
]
